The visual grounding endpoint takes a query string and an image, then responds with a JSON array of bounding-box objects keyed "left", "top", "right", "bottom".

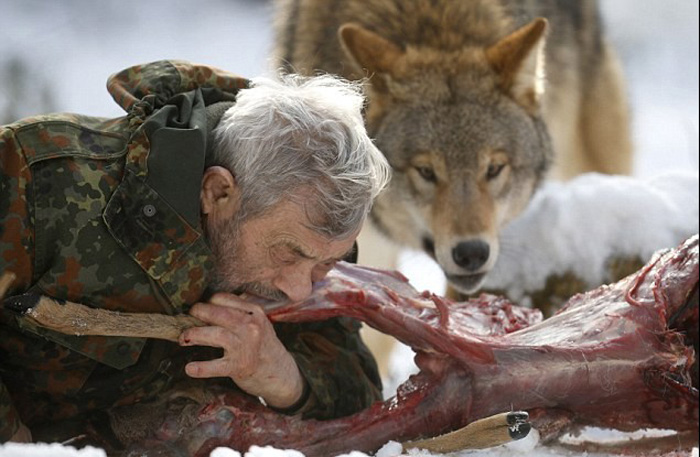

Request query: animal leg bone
[{"left": 0, "top": 272, "right": 531, "bottom": 452}]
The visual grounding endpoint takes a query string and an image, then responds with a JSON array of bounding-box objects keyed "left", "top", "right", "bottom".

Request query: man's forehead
[
  {"left": 328, "top": 238, "right": 358, "bottom": 261},
  {"left": 264, "top": 198, "right": 360, "bottom": 258},
  {"left": 278, "top": 232, "right": 357, "bottom": 261}
]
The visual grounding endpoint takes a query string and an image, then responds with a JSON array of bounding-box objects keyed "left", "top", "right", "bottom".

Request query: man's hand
[
  {"left": 9, "top": 422, "right": 32, "bottom": 443},
  {"left": 179, "top": 293, "right": 306, "bottom": 410}
]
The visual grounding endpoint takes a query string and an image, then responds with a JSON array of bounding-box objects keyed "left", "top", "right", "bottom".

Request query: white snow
[
  {"left": 0, "top": 443, "right": 106, "bottom": 457},
  {"left": 0, "top": 0, "right": 697, "bottom": 456},
  {"left": 4, "top": 433, "right": 696, "bottom": 457},
  {"left": 483, "top": 171, "right": 699, "bottom": 304}
]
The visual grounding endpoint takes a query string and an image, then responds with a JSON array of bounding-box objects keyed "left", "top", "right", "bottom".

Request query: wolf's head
[{"left": 340, "top": 19, "right": 553, "bottom": 294}]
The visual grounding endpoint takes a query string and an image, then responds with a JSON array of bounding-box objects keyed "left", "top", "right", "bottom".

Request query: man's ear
[{"left": 201, "top": 166, "right": 240, "bottom": 219}]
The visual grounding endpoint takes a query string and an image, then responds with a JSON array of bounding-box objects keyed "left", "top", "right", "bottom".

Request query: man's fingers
[
  {"left": 185, "top": 353, "right": 258, "bottom": 380},
  {"left": 210, "top": 293, "right": 265, "bottom": 314},
  {"left": 185, "top": 358, "right": 231, "bottom": 379},
  {"left": 190, "top": 302, "right": 259, "bottom": 325},
  {"left": 191, "top": 298, "right": 266, "bottom": 324},
  {"left": 180, "top": 325, "right": 239, "bottom": 349}
]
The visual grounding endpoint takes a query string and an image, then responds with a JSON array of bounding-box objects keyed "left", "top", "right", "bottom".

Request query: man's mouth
[
  {"left": 446, "top": 273, "right": 487, "bottom": 295},
  {"left": 236, "top": 283, "right": 287, "bottom": 302},
  {"left": 239, "top": 291, "right": 276, "bottom": 303}
]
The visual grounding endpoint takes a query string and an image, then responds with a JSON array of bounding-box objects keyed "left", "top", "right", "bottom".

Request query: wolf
[{"left": 273, "top": 0, "right": 632, "bottom": 296}]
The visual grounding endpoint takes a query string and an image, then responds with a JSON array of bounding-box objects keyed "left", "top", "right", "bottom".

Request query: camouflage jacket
[{"left": 0, "top": 60, "right": 381, "bottom": 442}]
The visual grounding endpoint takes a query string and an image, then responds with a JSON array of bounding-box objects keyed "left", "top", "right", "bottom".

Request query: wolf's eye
[
  {"left": 487, "top": 163, "right": 506, "bottom": 181},
  {"left": 416, "top": 166, "right": 437, "bottom": 183}
]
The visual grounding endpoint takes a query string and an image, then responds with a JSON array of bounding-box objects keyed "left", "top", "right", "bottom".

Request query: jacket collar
[{"left": 103, "top": 61, "right": 249, "bottom": 308}]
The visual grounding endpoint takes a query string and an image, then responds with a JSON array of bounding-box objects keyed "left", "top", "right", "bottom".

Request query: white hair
[{"left": 210, "top": 73, "right": 391, "bottom": 239}]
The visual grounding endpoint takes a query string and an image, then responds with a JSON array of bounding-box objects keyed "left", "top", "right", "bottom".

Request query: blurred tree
[{"left": 0, "top": 56, "right": 57, "bottom": 125}]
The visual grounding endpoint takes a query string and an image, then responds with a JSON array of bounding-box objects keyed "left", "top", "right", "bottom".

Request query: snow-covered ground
[
  {"left": 1, "top": 430, "right": 697, "bottom": 457},
  {"left": 0, "top": 0, "right": 698, "bottom": 456}
]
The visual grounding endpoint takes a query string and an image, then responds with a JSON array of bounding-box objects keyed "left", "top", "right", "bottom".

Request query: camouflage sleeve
[
  {"left": 273, "top": 317, "right": 383, "bottom": 420},
  {"left": 0, "top": 380, "right": 21, "bottom": 441},
  {"left": 0, "top": 125, "right": 34, "bottom": 285},
  {"left": 0, "top": 125, "right": 34, "bottom": 441}
]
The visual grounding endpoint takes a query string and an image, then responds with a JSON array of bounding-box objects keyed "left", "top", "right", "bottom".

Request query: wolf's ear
[
  {"left": 339, "top": 23, "right": 404, "bottom": 91},
  {"left": 486, "top": 18, "right": 548, "bottom": 112}
]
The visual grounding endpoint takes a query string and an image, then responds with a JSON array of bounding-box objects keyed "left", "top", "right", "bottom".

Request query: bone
[{"left": 402, "top": 411, "right": 531, "bottom": 452}]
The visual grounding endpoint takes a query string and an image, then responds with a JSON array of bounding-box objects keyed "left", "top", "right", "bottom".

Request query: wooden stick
[
  {"left": 0, "top": 272, "right": 16, "bottom": 301},
  {"left": 402, "top": 411, "right": 531, "bottom": 452},
  {"left": 2, "top": 292, "right": 204, "bottom": 342}
]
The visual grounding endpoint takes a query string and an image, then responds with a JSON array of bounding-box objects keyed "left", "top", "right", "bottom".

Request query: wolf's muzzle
[{"left": 452, "top": 240, "right": 490, "bottom": 272}]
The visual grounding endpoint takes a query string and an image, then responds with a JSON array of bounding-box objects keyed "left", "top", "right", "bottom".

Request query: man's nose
[{"left": 273, "top": 266, "right": 314, "bottom": 302}]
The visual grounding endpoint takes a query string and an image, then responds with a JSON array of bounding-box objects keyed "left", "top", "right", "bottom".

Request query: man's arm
[
  {"left": 0, "top": 126, "right": 35, "bottom": 442},
  {"left": 0, "top": 126, "right": 34, "bottom": 282},
  {"left": 273, "top": 243, "right": 382, "bottom": 419},
  {"left": 180, "top": 293, "right": 308, "bottom": 410},
  {"left": 179, "top": 293, "right": 382, "bottom": 418},
  {"left": 274, "top": 317, "right": 383, "bottom": 419},
  {"left": 0, "top": 381, "right": 29, "bottom": 442}
]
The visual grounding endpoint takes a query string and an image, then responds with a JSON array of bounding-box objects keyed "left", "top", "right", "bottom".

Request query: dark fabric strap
[{"left": 267, "top": 377, "right": 312, "bottom": 416}]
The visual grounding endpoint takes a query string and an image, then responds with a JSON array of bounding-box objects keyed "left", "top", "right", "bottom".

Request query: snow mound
[
  {"left": 0, "top": 442, "right": 106, "bottom": 457},
  {"left": 484, "top": 171, "right": 699, "bottom": 304}
]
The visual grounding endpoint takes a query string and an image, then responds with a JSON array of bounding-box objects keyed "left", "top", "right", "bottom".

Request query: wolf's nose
[{"left": 452, "top": 241, "right": 490, "bottom": 271}]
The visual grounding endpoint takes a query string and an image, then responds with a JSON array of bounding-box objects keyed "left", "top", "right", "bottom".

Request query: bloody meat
[{"left": 110, "top": 236, "right": 699, "bottom": 457}]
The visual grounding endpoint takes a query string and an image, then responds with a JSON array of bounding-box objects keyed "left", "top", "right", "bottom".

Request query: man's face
[{"left": 207, "top": 199, "right": 359, "bottom": 302}]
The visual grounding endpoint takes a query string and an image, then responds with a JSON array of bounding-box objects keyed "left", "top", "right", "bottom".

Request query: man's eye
[
  {"left": 274, "top": 251, "right": 298, "bottom": 265},
  {"left": 315, "top": 260, "right": 337, "bottom": 273},
  {"left": 312, "top": 261, "right": 337, "bottom": 280}
]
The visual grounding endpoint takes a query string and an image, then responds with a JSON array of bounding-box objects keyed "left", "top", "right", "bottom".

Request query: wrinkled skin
[{"left": 119, "top": 236, "right": 699, "bottom": 457}]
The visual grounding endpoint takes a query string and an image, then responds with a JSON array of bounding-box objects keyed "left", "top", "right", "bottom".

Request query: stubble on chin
[
  {"left": 206, "top": 216, "right": 286, "bottom": 301},
  {"left": 206, "top": 216, "right": 244, "bottom": 293}
]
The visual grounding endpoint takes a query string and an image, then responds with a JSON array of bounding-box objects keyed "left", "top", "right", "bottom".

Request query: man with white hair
[{"left": 0, "top": 60, "right": 391, "bottom": 444}]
